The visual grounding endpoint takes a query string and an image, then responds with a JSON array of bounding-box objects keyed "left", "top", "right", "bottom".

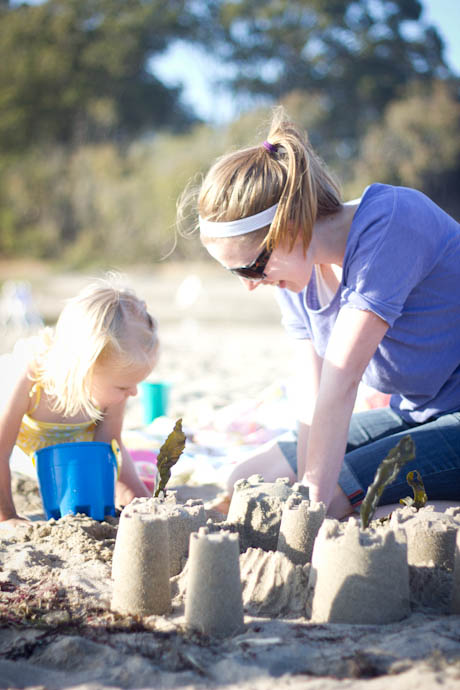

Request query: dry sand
[{"left": 1, "top": 263, "right": 460, "bottom": 690}]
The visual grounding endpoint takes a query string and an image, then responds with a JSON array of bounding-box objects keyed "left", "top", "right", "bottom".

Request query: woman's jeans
[{"left": 278, "top": 407, "right": 460, "bottom": 507}]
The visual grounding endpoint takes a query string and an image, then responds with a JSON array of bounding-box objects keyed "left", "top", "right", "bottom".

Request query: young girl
[
  {"left": 0, "top": 277, "right": 159, "bottom": 526},
  {"left": 180, "top": 106, "right": 460, "bottom": 518}
]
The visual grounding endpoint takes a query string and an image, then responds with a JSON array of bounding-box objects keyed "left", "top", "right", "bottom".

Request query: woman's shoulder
[{"left": 358, "top": 183, "right": 456, "bottom": 225}]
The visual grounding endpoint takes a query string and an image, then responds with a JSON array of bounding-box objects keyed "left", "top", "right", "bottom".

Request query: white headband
[{"left": 199, "top": 203, "right": 278, "bottom": 238}]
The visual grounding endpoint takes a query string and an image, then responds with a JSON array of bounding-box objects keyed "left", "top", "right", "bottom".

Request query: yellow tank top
[{"left": 16, "top": 384, "right": 97, "bottom": 456}]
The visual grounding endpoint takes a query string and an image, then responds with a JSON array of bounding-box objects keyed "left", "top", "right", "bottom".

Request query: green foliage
[
  {"left": 399, "top": 469, "right": 428, "bottom": 509},
  {"left": 360, "top": 435, "right": 415, "bottom": 529},
  {"left": 0, "top": 125, "right": 225, "bottom": 262},
  {"left": 208, "top": 0, "right": 451, "bottom": 155},
  {"left": 345, "top": 80, "right": 460, "bottom": 217},
  {"left": 0, "top": 0, "right": 458, "bottom": 262},
  {"left": 154, "top": 418, "right": 186, "bottom": 498},
  {"left": 0, "top": 0, "right": 198, "bottom": 153}
]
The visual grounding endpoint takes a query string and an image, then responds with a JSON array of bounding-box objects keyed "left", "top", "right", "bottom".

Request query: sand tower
[
  {"left": 112, "top": 495, "right": 206, "bottom": 579},
  {"left": 390, "top": 507, "right": 458, "bottom": 570},
  {"left": 185, "top": 527, "right": 244, "bottom": 637},
  {"left": 227, "top": 475, "right": 308, "bottom": 551},
  {"left": 389, "top": 507, "right": 460, "bottom": 612},
  {"left": 309, "top": 518, "right": 410, "bottom": 624},
  {"left": 277, "top": 495, "right": 326, "bottom": 565},
  {"left": 111, "top": 507, "right": 171, "bottom": 616},
  {"left": 163, "top": 498, "right": 206, "bottom": 576}
]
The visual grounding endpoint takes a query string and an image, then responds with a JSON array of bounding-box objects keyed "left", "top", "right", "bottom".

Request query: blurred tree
[
  {"left": 0, "top": 125, "right": 225, "bottom": 262},
  {"left": 347, "top": 81, "right": 460, "bottom": 217},
  {"left": 207, "top": 0, "right": 452, "bottom": 155},
  {"left": 0, "top": 0, "right": 200, "bottom": 152}
]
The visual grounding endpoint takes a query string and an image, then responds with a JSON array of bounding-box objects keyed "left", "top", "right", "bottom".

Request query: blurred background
[
  {"left": 0, "top": 0, "right": 459, "bottom": 268},
  {"left": 0, "top": 0, "right": 459, "bottom": 421}
]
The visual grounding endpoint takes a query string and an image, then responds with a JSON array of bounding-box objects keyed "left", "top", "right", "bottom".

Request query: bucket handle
[{"left": 111, "top": 439, "right": 122, "bottom": 479}]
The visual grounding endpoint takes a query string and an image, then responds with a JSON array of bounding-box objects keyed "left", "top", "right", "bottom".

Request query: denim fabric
[
  {"left": 277, "top": 430, "right": 298, "bottom": 474},
  {"left": 276, "top": 407, "right": 460, "bottom": 507}
]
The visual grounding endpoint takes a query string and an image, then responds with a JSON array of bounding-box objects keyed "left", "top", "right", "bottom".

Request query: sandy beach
[{"left": 1, "top": 263, "right": 460, "bottom": 690}]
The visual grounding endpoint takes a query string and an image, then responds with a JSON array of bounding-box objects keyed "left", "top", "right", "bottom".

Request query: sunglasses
[{"left": 228, "top": 246, "right": 273, "bottom": 281}]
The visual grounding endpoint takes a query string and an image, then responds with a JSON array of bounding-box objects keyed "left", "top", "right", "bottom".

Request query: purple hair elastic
[{"left": 262, "top": 140, "right": 278, "bottom": 153}]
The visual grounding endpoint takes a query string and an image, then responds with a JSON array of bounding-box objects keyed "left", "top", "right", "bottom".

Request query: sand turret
[
  {"left": 309, "top": 518, "right": 410, "bottom": 624},
  {"left": 111, "top": 508, "right": 171, "bottom": 616},
  {"left": 277, "top": 495, "right": 326, "bottom": 565},
  {"left": 227, "top": 475, "right": 307, "bottom": 551},
  {"left": 112, "top": 495, "right": 206, "bottom": 579},
  {"left": 390, "top": 506, "right": 458, "bottom": 569},
  {"left": 185, "top": 527, "right": 244, "bottom": 637}
]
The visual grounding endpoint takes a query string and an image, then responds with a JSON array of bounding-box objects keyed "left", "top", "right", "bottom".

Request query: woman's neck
[{"left": 312, "top": 202, "right": 358, "bottom": 267}]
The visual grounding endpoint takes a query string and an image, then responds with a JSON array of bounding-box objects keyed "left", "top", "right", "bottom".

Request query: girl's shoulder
[
  {"left": 0, "top": 337, "right": 40, "bottom": 414},
  {"left": 11, "top": 334, "right": 47, "bottom": 374},
  {"left": 6, "top": 331, "right": 51, "bottom": 385}
]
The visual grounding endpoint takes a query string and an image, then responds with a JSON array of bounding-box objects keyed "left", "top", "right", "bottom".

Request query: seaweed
[
  {"left": 360, "top": 434, "right": 415, "bottom": 528},
  {"left": 154, "top": 418, "right": 186, "bottom": 498},
  {"left": 399, "top": 469, "right": 428, "bottom": 509}
]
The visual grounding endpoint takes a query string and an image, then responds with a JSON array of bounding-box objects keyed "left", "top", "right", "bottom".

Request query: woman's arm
[
  {"left": 94, "top": 400, "right": 150, "bottom": 508},
  {"left": 301, "top": 307, "right": 389, "bottom": 508},
  {"left": 0, "top": 370, "right": 33, "bottom": 523},
  {"left": 292, "top": 338, "right": 323, "bottom": 480}
]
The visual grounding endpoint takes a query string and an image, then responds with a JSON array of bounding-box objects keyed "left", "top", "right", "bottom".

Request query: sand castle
[
  {"left": 388, "top": 506, "right": 460, "bottom": 611},
  {"left": 111, "top": 509, "right": 171, "bottom": 616},
  {"left": 185, "top": 527, "right": 244, "bottom": 637},
  {"left": 110, "top": 476, "right": 460, "bottom": 633},
  {"left": 390, "top": 506, "right": 459, "bottom": 569},
  {"left": 112, "top": 493, "right": 206, "bottom": 580},
  {"left": 277, "top": 494, "right": 326, "bottom": 565},
  {"left": 227, "top": 474, "right": 310, "bottom": 551},
  {"left": 309, "top": 518, "right": 410, "bottom": 624}
]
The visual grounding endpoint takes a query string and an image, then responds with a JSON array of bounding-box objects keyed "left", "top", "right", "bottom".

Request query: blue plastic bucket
[{"left": 34, "top": 441, "right": 120, "bottom": 521}]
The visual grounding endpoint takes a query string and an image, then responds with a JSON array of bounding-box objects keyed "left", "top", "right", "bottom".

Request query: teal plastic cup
[{"left": 139, "top": 381, "right": 171, "bottom": 424}]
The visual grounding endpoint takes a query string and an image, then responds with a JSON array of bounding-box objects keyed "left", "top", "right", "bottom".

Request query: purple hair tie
[{"left": 263, "top": 140, "right": 278, "bottom": 154}]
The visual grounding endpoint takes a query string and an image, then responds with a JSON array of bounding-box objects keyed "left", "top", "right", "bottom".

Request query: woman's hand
[{"left": 303, "top": 307, "right": 389, "bottom": 509}]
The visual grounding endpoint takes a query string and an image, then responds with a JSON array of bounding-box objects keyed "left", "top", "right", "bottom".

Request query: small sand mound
[{"left": 240, "top": 548, "right": 310, "bottom": 617}]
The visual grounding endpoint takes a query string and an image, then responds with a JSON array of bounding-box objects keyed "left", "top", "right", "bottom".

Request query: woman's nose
[
  {"left": 128, "top": 385, "right": 138, "bottom": 397},
  {"left": 240, "top": 277, "right": 260, "bottom": 291}
]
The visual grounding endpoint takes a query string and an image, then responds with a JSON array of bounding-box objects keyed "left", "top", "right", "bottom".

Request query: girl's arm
[
  {"left": 94, "top": 400, "right": 150, "bottom": 508},
  {"left": 301, "top": 307, "right": 389, "bottom": 509},
  {"left": 0, "top": 369, "right": 33, "bottom": 524}
]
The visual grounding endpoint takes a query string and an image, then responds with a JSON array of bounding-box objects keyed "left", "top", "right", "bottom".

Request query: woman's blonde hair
[
  {"left": 188, "top": 106, "right": 341, "bottom": 253},
  {"left": 33, "top": 276, "right": 158, "bottom": 420}
]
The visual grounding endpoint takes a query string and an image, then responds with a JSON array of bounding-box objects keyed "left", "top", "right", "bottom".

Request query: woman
[{"left": 182, "top": 107, "right": 460, "bottom": 518}]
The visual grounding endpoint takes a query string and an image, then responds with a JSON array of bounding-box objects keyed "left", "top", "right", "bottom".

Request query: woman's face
[{"left": 205, "top": 235, "right": 315, "bottom": 294}]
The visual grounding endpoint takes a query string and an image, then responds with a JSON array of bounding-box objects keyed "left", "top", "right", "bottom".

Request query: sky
[{"left": 153, "top": 0, "right": 460, "bottom": 124}]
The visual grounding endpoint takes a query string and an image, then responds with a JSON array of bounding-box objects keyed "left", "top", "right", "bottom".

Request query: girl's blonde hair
[
  {"left": 33, "top": 276, "right": 158, "bottom": 420},
  {"left": 189, "top": 106, "right": 341, "bottom": 253}
]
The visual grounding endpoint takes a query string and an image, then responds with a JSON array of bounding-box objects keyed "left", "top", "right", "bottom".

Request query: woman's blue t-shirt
[{"left": 275, "top": 183, "right": 460, "bottom": 423}]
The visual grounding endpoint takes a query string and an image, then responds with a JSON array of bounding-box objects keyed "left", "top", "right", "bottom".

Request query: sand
[{"left": 1, "top": 264, "right": 460, "bottom": 689}]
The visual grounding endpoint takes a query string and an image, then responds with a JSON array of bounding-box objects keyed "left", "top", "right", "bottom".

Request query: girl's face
[
  {"left": 90, "top": 358, "right": 155, "bottom": 411},
  {"left": 205, "top": 235, "right": 315, "bottom": 294}
]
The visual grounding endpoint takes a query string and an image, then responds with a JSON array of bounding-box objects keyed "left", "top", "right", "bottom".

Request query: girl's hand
[
  {"left": 115, "top": 482, "right": 139, "bottom": 511},
  {"left": 0, "top": 514, "right": 31, "bottom": 529}
]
